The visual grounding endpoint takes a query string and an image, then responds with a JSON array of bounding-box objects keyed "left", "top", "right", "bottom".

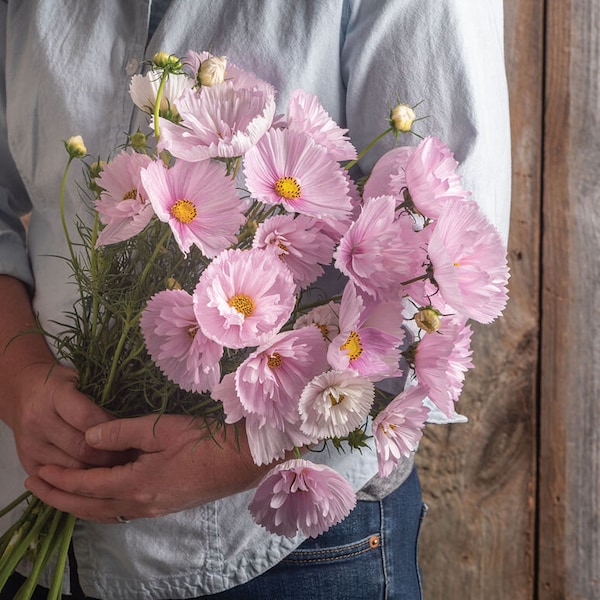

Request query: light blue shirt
[{"left": 0, "top": 1, "right": 510, "bottom": 597}]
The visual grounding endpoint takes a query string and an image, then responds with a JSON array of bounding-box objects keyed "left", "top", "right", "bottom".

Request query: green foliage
[{"left": 46, "top": 212, "right": 232, "bottom": 422}]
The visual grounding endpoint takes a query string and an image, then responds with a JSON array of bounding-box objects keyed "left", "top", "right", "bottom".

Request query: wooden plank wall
[
  {"left": 539, "top": 0, "right": 600, "bottom": 598},
  {"left": 416, "top": 0, "right": 542, "bottom": 597},
  {"left": 418, "top": 1, "right": 600, "bottom": 598}
]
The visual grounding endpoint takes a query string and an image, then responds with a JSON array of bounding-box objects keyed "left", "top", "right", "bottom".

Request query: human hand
[
  {"left": 5, "top": 361, "right": 123, "bottom": 475},
  {"left": 24, "top": 414, "right": 267, "bottom": 523}
]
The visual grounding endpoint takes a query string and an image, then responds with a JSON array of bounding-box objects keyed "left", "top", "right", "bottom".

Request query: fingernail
[{"left": 87, "top": 426, "right": 101, "bottom": 446}]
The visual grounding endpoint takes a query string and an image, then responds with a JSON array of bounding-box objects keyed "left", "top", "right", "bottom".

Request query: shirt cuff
[{"left": 0, "top": 232, "right": 34, "bottom": 290}]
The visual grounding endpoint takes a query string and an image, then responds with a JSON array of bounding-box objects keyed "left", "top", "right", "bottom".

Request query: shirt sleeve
[
  {"left": 0, "top": 1, "right": 35, "bottom": 288},
  {"left": 341, "top": 0, "right": 511, "bottom": 242}
]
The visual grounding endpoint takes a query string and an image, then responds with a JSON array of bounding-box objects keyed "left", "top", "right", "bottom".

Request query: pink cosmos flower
[
  {"left": 402, "top": 136, "right": 470, "bottom": 219},
  {"left": 210, "top": 372, "right": 245, "bottom": 424},
  {"left": 293, "top": 301, "right": 340, "bottom": 342},
  {"left": 327, "top": 282, "right": 403, "bottom": 380},
  {"left": 246, "top": 413, "right": 318, "bottom": 466},
  {"left": 243, "top": 128, "right": 352, "bottom": 219},
  {"left": 413, "top": 315, "right": 474, "bottom": 417},
  {"left": 427, "top": 200, "right": 509, "bottom": 323},
  {"left": 139, "top": 289, "right": 223, "bottom": 393},
  {"left": 286, "top": 89, "right": 357, "bottom": 161},
  {"left": 157, "top": 81, "right": 276, "bottom": 160},
  {"left": 360, "top": 295, "right": 408, "bottom": 342},
  {"left": 334, "top": 195, "right": 419, "bottom": 300},
  {"left": 362, "top": 146, "right": 414, "bottom": 200},
  {"left": 373, "top": 386, "right": 429, "bottom": 477},
  {"left": 312, "top": 170, "right": 360, "bottom": 243},
  {"left": 253, "top": 214, "right": 336, "bottom": 289},
  {"left": 299, "top": 369, "right": 375, "bottom": 439},
  {"left": 94, "top": 151, "right": 154, "bottom": 247},
  {"left": 129, "top": 69, "right": 194, "bottom": 116},
  {"left": 234, "top": 327, "right": 328, "bottom": 431},
  {"left": 140, "top": 158, "right": 245, "bottom": 257},
  {"left": 249, "top": 459, "right": 357, "bottom": 538},
  {"left": 210, "top": 372, "right": 316, "bottom": 465},
  {"left": 193, "top": 248, "right": 296, "bottom": 349}
]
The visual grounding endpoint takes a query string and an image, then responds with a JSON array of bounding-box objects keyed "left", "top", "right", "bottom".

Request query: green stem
[
  {"left": 344, "top": 127, "right": 393, "bottom": 171},
  {"left": 0, "top": 498, "right": 39, "bottom": 556},
  {"left": 47, "top": 514, "right": 76, "bottom": 600},
  {"left": 152, "top": 70, "right": 170, "bottom": 143},
  {"left": 89, "top": 211, "right": 101, "bottom": 340},
  {"left": 138, "top": 224, "right": 171, "bottom": 288},
  {"left": 229, "top": 156, "right": 242, "bottom": 180},
  {"left": 399, "top": 273, "right": 429, "bottom": 287},
  {"left": 59, "top": 157, "right": 76, "bottom": 265},
  {"left": 101, "top": 311, "right": 133, "bottom": 405},
  {"left": 58, "top": 155, "right": 88, "bottom": 335},
  {"left": 0, "top": 491, "right": 31, "bottom": 520},
  {"left": 13, "top": 509, "right": 64, "bottom": 600},
  {"left": 0, "top": 504, "right": 54, "bottom": 589},
  {"left": 82, "top": 211, "right": 102, "bottom": 387}
]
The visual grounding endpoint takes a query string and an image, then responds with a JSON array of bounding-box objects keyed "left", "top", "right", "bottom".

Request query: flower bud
[
  {"left": 89, "top": 160, "right": 105, "bottom": 179},
  {"left": 64, "top": 135, "right": 87, "bottom": 158},
  {"left": 198, "top": 56, "right": 227, "bottom": 87},
  {"left": 87, "top": 160, "right": 106, "bottom": 195},
  {"left": 166, "top": 277, "right": 182, "bottom": 290},
  {"left": 152, "top": 51, "right": 182, "bottom": 71},
  {"left": 390, "top": 103, "right": 416, "bottom": 133},
  {"left": 414, "top": 307, "right": 441, "bottom": 334},
  {"left": 129, "top": 131, "right": 148, "bottom": 151}
]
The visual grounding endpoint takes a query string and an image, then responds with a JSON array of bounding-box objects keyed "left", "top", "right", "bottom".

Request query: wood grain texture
[
  {"left": 539, "top": 1, "right": 600, "bottom": 598},
  {"left": 416, "top": 0, "right": 543, "bottom": 597}
]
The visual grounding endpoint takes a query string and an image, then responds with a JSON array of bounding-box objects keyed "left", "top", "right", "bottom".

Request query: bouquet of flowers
[{"left": 0, "top": 50, "right": 509, "bottom": 598}]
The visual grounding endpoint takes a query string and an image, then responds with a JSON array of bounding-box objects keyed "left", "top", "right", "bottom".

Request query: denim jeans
[
  {"left": 210, "top": 466, "right": 426, "bottom": 600},
  {"left": 1, "top": 468, "right": 425, "bottom": 600}
]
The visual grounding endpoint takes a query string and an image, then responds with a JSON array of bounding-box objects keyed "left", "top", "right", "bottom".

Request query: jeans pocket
[
  {"left": 283, "top": 533, "right": 383, "bottom": 565},
  {"left": 274, "top": 532, "right": 385, "bottom": 599}
]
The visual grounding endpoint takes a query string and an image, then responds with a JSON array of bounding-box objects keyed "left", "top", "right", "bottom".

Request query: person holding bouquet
[{"left": 0, "top": 1, "right": 511, "bottom": 598}]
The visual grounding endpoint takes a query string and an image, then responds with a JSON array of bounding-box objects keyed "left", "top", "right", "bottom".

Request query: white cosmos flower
[
  {"left": 299, "top": 370, "right": 374, "bottom": 439},
  {"left": 129, "top": 69, "right": 194, "bottom": 116}
]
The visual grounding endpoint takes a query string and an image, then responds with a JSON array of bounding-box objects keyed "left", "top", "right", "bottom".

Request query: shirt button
[{"left": 125, "top": 57, "right": 140, "bottom": 75}]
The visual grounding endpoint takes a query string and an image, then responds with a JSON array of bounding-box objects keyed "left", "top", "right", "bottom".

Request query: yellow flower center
[
  {"left": 187, "top": 325, "right": 198, "bottom": 339},
  {"left": 340, "top": 330, "right": 363, "bottom": 361},
  {"left": 317, "top": 323, "right": 330, "bottom": 338},
  {"left": 381, "top": 422, "right": 397, "bottom": 436},
  {"left": 171, "top": 199, "right": 198, "bottom": 224},
  {"left": 228, "top": 294, "right": 255, "bottom": 317},
  {"left": 274, "top": 176, "right": 301, "bottom": 200},
  {"left": 328, "top": 391, "right": 346, "bottom": 406},
  {"left": 267, "top": 352, "right": 283, "bottom": 368},
  {"left": 122, "top": 189, "right": 137, "bottom": 201},
  {"left": 122, "top": 188, "right": 142, "bottom": 202}
]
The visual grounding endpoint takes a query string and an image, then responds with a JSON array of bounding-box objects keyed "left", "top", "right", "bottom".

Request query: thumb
[{"left": 86, "top": 416, "right": 162, "bottom": 452}]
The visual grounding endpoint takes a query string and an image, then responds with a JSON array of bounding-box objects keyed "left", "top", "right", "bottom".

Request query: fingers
[
  {"left": 13, "top": 365, "right": 130, "bottom": 472},
  {"left": 54, "top": 387, "right": 116, "bottom": 432},
  {"left": 26, "top": 462, "right": 166, "bottom": 522},
  {"left": 24, "top": 472, "right": 131, "bottom": 523},
  {"left": 34, "top": 463, "right": 131, "bottom": 500},
  {"left": 85, "top": 414, "right": 197, "bottom": 453}
]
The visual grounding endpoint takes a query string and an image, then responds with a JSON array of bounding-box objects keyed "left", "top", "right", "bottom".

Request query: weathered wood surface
[
  {"left": 538, "top": 1, "right": 600, "bottom": 598},
  {"left": 416, "top": 1, "right": 543, "bottom": 597}
]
